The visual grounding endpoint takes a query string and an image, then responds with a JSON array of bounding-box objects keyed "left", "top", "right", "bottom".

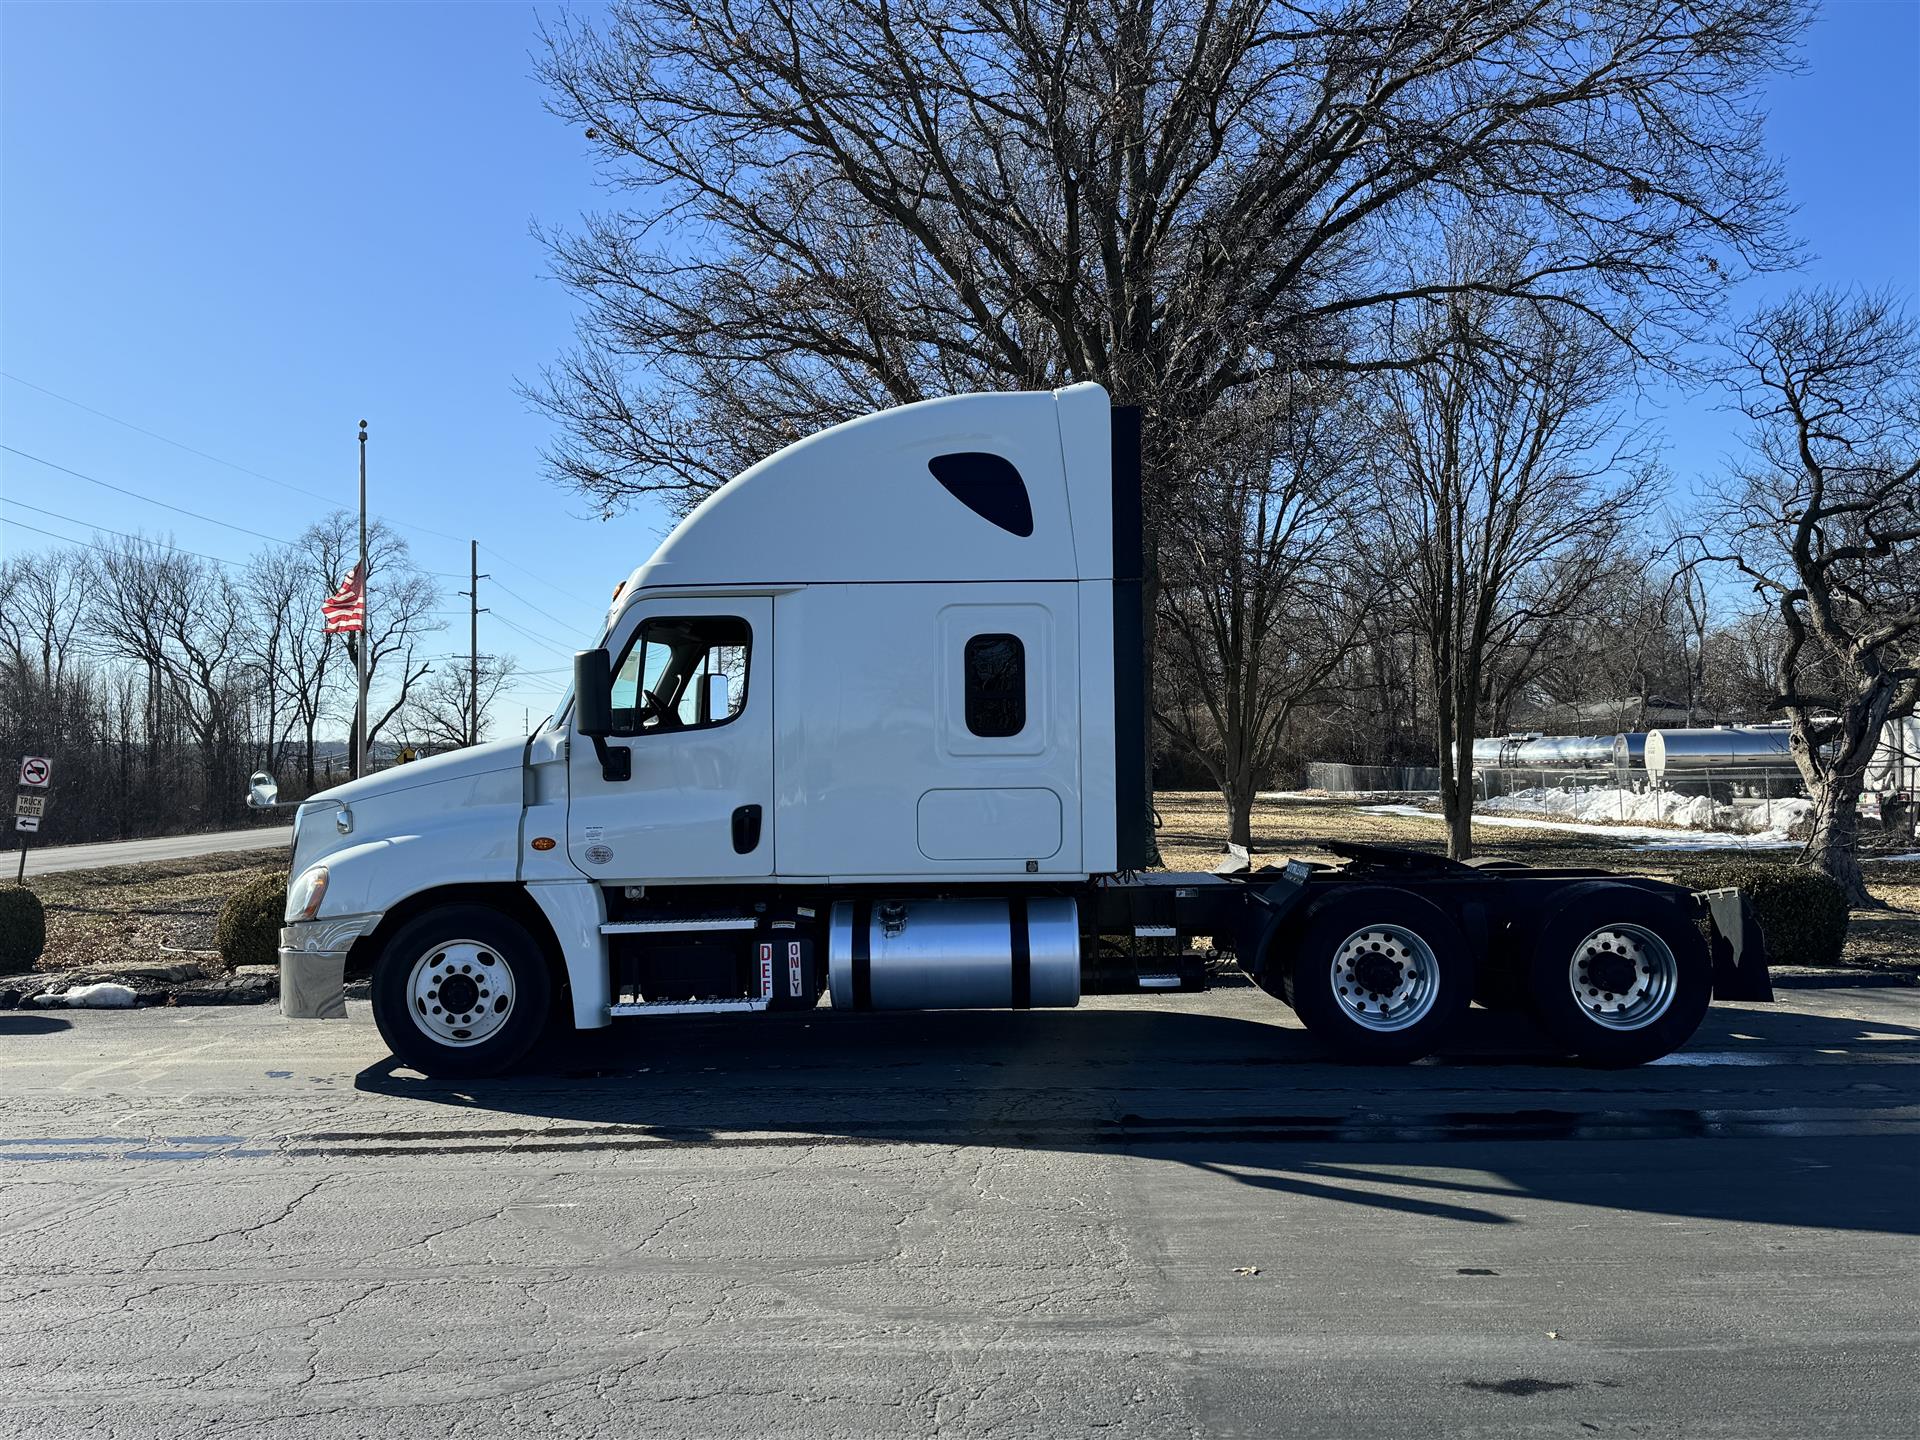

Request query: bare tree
[
  {"left": 527, "top": 0, "right": 1797, "bottom": 519},
  {"left": 1703, "top": 290, "right": 1920, "bottom": 904},
  {"left": 91, "top": 538, "right": 254, "bottom": 826},
  {"left": 1155, "top": 384, "right": 1372, "bottom": 845},
  {"left": 398, "top": 655, "right": 522, "bottom": 753},
  {"left": 241, "top": 547, "right": 307, "bottom": 778},
  {"left": 0, "top": 548, "right": 89, "bottom": 690},
  {"left": 1375, "top": 293, "right": 1653, "bottom": 858},
  {"left": 303, "top": 511, "right": 444, "bottom": 773}
]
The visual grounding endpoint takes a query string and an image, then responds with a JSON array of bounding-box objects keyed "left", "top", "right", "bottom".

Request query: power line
[
  {"left": 2, "top": 444, "right": 303, "bottom": 550},
  {"left": 481, "top": 542, "right": 608, "bottom": 606},
  {"left": 1, "top": 370, "right": 341, "bottom": 505},
  {"left": 0, "top": 496, "right": 249, "bottom": 567},
  {"left": 1, "top": 370, "right": 469, "bottom": 543},
  {"left": 488, "top": 576, "right": 579, "bottom": 632},
  {"left": 4, "top": 372, "right": 596, "bottom": 606},
  {"left": 0, "top": 515, "right": 146, "bottom": 559},
  {"left": 491, "top": 611, "right": 577, "bottom": 654}
]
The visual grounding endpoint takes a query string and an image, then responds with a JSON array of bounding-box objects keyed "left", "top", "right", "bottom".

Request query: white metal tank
[
  {"left": 1866, "top": 717, "right": 1920, "bottom": 795},
  {"left": 1473, "top": 733, "right": 1617, "bottom": 770},
  {"left": 1644, "top": 727, "right": 1795, "bottom": 785}
]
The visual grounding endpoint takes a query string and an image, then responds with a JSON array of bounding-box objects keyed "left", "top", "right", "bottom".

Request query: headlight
[{"left": 286, "top": 864, "right": 331, "bottom": 922}]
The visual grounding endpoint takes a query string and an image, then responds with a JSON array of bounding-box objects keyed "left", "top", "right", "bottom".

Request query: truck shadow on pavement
[{"left": 351, "top": 1001, "right": 1920, "bottom": 1237}]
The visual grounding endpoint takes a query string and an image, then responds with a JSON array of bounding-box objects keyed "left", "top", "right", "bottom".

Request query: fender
[{"left": 305, "top": 805, "right": 523, "bottom": 921}]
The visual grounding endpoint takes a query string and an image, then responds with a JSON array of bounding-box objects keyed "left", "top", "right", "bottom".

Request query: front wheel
[
  {"left": 1279, "top": 887, "right": 1473, "bottom": 1064},
  {"left": 370, "top": 904, "right": 552, "bottom": 1078},
  {"left": 1523, "top": 889, "right": 1710, "bottom": 1067}
]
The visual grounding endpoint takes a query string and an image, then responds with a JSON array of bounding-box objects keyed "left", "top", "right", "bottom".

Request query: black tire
[
  {"left": 1277, "top": 886, "right": 1473, "bottom": 1064},
  {"left": 370, "top": 904, "right": 553, "bottom": 1078},
  {"left": 1523, "top": 886, "right": 1710, "bottom": 1067}
]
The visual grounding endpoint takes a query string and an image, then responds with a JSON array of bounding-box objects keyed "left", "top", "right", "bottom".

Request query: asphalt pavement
[
  {"left": 2, "top": 983, "right": 1917, "bottom": 1438},
  {"left": 12, "top": 825, "right": 292, "bottom": 876}
]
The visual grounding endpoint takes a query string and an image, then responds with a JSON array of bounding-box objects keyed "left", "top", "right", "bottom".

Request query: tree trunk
[
  {"left": 1806, "top": 769, "right": 1873, "bottom": 908},
  {"left": 1227, "top": 782, "right": 1254, "bottom": 851},
  {"left": 1434, "top": 675, "right": 1477, "bottom": 861}
]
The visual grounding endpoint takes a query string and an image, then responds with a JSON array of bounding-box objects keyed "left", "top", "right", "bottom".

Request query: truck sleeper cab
[{"left": 272, "top": 384, "right": 1771, "bottom": 1077}]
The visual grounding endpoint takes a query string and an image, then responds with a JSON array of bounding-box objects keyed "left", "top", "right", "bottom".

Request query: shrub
[
  {"left": 1681, "top": 861, "right": 1851, "bottom": 967},
  {"left": 217, "top": 872, "right": 288, "bottom": 969},
  {"left": 0, "top": 886, "right": 47, "bottom": 970}
]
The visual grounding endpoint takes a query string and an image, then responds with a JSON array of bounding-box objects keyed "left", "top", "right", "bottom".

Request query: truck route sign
[
  {"left": 14, "top": 795, "right": 47, "bottom": 818},
  {"left": 18, "top": 756, "right": 52, "bottom": 788}
]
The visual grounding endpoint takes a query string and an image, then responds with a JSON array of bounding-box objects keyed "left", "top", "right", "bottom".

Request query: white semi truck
[{"left": 261, "top": 383, "right": 1771, "bottom": 1076}]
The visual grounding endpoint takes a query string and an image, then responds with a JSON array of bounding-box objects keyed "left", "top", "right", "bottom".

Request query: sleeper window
[
  {"left": 610, "top": 615, "right": 750, "bottom": 736},
  {"left": 964, "top": 633, "right": 1026, "bottom": 737}
]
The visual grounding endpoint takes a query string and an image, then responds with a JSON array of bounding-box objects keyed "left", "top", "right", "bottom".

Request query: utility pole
[
  {"left": 355, "top": 420, "right": 370, "bottom": 777},
  {"left": 457, "top": 540, "right": 490, "bottom": 746}
]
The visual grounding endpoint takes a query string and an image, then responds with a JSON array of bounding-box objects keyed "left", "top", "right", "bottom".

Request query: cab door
[{"left": 567, "top": 596, "right": 774, "bottom": 883}]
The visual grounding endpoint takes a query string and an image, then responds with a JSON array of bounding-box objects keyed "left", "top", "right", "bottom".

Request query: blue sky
[{"left": 2, "top": 1, "right": 1917, "bottom": 730}]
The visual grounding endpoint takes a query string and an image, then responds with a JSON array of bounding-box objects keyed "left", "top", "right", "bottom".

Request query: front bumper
[{"left": 279, "top": 914, "right": 379, "bottom": 1019}]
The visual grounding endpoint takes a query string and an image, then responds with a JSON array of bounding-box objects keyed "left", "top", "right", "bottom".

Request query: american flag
[{"left": 322, "top": 564, "right": 365, "bottom": 634}]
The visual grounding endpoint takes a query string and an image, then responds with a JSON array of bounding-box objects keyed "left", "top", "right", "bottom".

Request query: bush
[
  {"left": 1681, "top": 861, "right": 1851, "bottom": 967},
  {"left": 217, "top": 872, "right": 288, "bottom": 969},
  {"left": 0, "top": 886, "right": 47, "bottom": 970}
]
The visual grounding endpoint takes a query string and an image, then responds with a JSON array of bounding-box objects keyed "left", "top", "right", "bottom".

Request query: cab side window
[
  {"left": 964, "top": 633, "right": 1025, "bottom": 737},
  {"left": 610, "top": 615, "right": 751, "bottom": 736}
]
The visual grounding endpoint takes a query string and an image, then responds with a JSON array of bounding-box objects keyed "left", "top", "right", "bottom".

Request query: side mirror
[
  {"left": 247, "top": 772, "right": 280, "bottom": 809},
  {"left": 574, "top": 649, "right": 614, "bottom": 736},
  {"left": 573, "top": 648, "right": 630, "bottom": 783},
  {"left": 702, "top": 672, "right": 731, "bottom": 724}
]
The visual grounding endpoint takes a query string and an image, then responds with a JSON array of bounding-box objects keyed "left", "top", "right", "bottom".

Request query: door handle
[{"left": 732, "top": 804, "right": 763, "bottom": 854}]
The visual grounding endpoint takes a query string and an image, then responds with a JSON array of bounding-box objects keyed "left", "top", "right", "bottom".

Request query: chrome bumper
[{"left": 278, "top": 914, "right": 378, "bottom": 1019}]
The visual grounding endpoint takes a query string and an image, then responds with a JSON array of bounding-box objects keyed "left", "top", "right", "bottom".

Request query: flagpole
[{"left": 356, "top": 419, "right": 369, "bottom": 778}]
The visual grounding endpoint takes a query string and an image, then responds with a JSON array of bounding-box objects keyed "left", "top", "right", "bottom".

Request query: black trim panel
[
  {"left": 851, "top": 900, "right": 873, "bottom": 1010},
  {"left": 1009, "top": 896, "right": 1031, "bottom": 1009},
  {"left": 1110, "top": 405, "right": 1151, "bottom": 869},
  {"left": 1110, "top": 407, "right": 1143, "bottom": 581}
]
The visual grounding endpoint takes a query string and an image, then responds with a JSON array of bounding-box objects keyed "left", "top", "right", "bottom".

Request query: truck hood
[
  {"left": 304, "top": 737, "right": 526, "bottom": 809},
  {"left": 291, "top": 737, "right": 527, "bottom": 878}
]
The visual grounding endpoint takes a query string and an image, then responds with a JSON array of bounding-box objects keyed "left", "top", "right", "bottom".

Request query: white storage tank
[
  {"left": 1473, "top": 733, "right": 1616, "bottom": 770},
  {"left": 1612, "top": 732, "right": 1647, "bottom": 772},
  {"left": 1644, "top": 727, "right": 1795, "bottom": 786}
]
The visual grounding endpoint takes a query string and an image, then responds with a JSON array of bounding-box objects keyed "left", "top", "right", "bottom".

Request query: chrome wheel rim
[
  {"left": 1330, "top": 924, "right": 1441, "bottom": 1032},
  {"left": 406, "top": 940, "right": 515, "bottom": 1047},
  {"left": 1568, "top": 925, "right": 1676, "bottom": 1031}
]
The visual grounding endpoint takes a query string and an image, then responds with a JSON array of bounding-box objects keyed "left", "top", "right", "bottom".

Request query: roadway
[
  {"left": 2, "top": 983, "right": 1916, "bottom": 1437},
  {"left": 11, "top": 824, "right": 292, "bottom": 876}
]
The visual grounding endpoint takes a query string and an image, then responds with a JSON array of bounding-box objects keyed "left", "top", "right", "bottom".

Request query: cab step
[
  {"left": 600, "top": 915, "right": 758, "bottom": 935},
  {"left": 607, "top": 996, "right": 772, "bottom": 1017}
]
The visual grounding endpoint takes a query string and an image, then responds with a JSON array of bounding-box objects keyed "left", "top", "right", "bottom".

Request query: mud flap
[{"left": 1702, "top": 889, "right": 1774, "bottom": 1003}]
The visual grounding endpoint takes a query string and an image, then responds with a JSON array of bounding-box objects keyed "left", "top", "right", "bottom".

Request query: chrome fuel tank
[{"left": 828, "top": 896, "right": 1080, "bottom": 1010}]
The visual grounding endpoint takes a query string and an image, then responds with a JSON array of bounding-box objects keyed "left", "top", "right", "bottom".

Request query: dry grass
[
  {"left": 11, "top": 793, "right": 1916, "bottom": 976},
  {"left": 21, "top": 849, "right": 290, "bottom": 973},
  {"left": 1155, "top": 789, "right": 1919, "bottom": 972}
]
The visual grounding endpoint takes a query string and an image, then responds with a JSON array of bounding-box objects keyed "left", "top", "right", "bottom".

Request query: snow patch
[
  {"left": 1360, "top": 802, "right": 1800, "bottom": 852},
  {"left": 1480, "top": 784, "right": 1812, "bottom": 837},
  {"left": 46, "top": 982, "right": 139, "bottom": 1008}
]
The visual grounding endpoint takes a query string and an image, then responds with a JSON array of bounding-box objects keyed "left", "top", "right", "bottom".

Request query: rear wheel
[
  {"left": 1524, "top": 889, "right": 1710, "bottom": 1067},
  {"left": 371, "top": 904, "right": 552, "bottom": 1078},
  {"left": 1279, "top": 888, "right": 1473, "bottom": 1064}
]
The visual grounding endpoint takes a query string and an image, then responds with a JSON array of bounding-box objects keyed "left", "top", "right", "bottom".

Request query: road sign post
[{"left": 15, "top": 756, "right": 53, "bottom": 883}]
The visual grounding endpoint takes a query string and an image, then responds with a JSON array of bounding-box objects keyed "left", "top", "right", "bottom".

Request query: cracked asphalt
[{"left": 2, "top": 982, "right": 1917, "bottom": 1438}]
